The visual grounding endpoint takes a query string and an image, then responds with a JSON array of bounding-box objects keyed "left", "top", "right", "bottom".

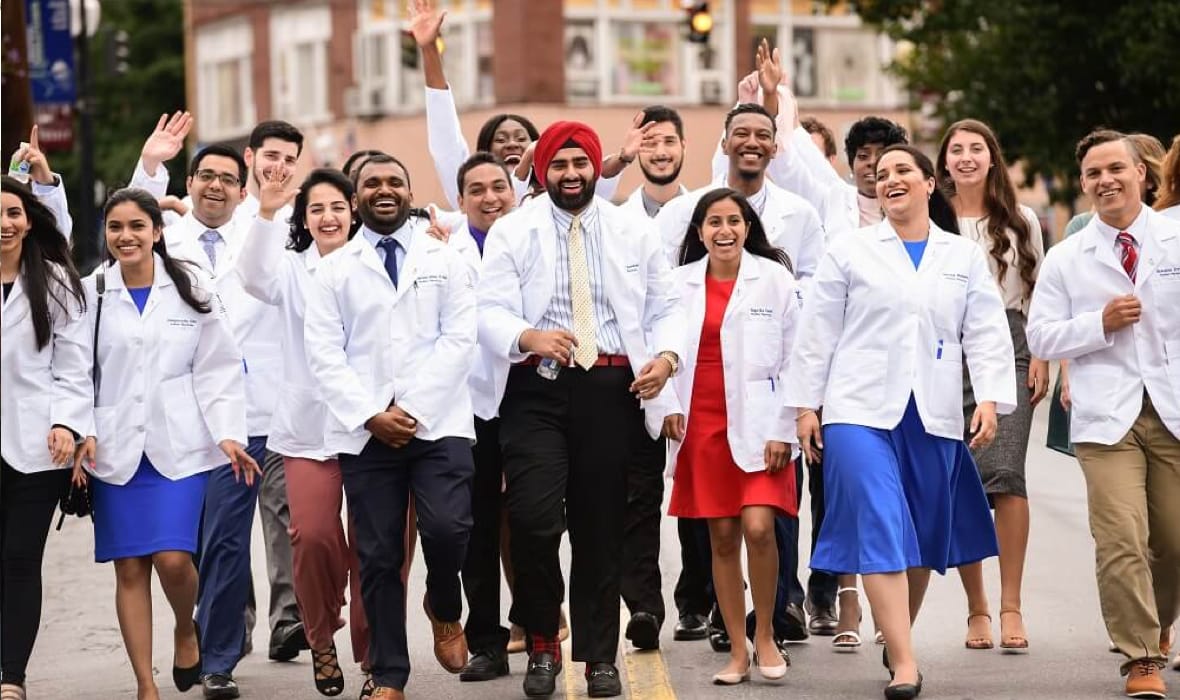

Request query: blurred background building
[{"left": 185, "top": 0, "right": 910, "bottom": 204}]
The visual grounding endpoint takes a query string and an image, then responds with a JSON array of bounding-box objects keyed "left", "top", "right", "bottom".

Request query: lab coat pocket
[
  {"left": 161, "top": 320, "right": 201, "bottom": 374},
  {"left": 930, "top": 341, "right": 964, "bottom": 420},
  {"left": 271, "top": 383, "right": 325, "bottom": 451},
  {"left": 1165, "top": 340, "right": 1180, "bottom": 400},
  {"left": 17, "top": 394, "right": 53, "bottom": 463},
  {"left": 745, "top": 378, "right": 782, "bottom": 447},
  {"left": 411, "top": 281, "right": 445, "bottom": 337},
  {"left": 92, "top": 405, "right": 121, "bottom": 475},
  {"left": 160, "top": 374, "right": 214, "bottom": 455},
  {"left": 743, "top": 320, "right": 781, "bottom": 368},
  {"left": 829, "top": 349, "right": 887, "bottom": 410},
  {"left": 935, "top": 274, "right": 969, "bottom": 329},
  {"left": 1068, "top": 364, "right": 1120, "bottom": 424}
]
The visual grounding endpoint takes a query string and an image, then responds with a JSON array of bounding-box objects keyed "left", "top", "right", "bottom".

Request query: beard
[
  {"left": 640, "top": 159, "right": 683, "bottom": 187},
  {"left": 358, "top": 200, "right": 410, "bottom": 234},
  {"left": 546, "top": 176, "right": 595, "bottom": 212}
]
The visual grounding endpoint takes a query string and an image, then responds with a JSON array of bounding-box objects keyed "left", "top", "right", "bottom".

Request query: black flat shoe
[
  {"left": 625, "top": 612, "right": 660, "bottom": 650},
  {"left": 523, "top": 652, "right": 560, "bottom": 697},
  {"left": 586, "top": 662, "right": 622, "bottom": 698},
  {"left": 311, "top": 643, "right": 344, "bottom": 696},
  {"left": 460, "top": 650, "right": 509, "bottom": 682},
  {"left": 708, "top": 627, "right": 731, "bottom": 653},
  {"left": 269, "top": 622, "right": 309, "bottom": 662},
  {"left": 808, "top": 605, "right": 839, "bottom": 636},
  {"left": 201, "top": 672, "right": 240, "bottom": 700},
  {"left": 884, "top": 672, "right": 923, "bottom": 699},
  {"left": 673, "top": 613, "right": 709, "bottom": 641},
  {"left": 173, "top": 621, "right": 202, "bottom": 692}
]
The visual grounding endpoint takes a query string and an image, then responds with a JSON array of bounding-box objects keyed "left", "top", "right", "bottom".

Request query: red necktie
[{"left": 1116, "top": 231, "right": 1138, "bottom": 283}]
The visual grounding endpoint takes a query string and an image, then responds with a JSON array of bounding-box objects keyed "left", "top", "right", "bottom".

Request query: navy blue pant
[
  {"left": 197, "top": 436, "right": 266, "bottom": 674},
  {"left": 342, "top": 436, "right": 473, "bottom": 691}
]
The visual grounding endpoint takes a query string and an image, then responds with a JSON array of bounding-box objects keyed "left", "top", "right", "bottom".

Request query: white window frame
[
  {"left": 195, "top": 19, "right": 255, "bottom": 141},
  {"left": 269, "top": 3, "right": 332, "bottom": 125}
]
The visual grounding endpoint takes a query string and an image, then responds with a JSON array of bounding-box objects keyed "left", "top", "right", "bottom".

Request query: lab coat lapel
[
  {"left": 1081, "top": 222, "right": 1132, "bottom": 283},
  {"left": 1135, "top": 210, "right": 1177, "bottom": 287},
  {"left": 1, "top": 275, "right": 26, "bottom": 327}
]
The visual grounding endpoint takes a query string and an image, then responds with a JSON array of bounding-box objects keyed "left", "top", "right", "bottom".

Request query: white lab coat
[
  {"left": 424, "top": 86, "right": 621, "bottom": 209},
  {"left": 304, "top": 220, "right": 478, "bottom": 455},
  {"left": 129, "top": 161, "right": 293, "bottom": 235},
  {"left": 82, "top": 255, "right": 247, "bottom": 485},
  {"left": 233, "top": 217, "right": 338, "bottom": 460},
  {"left": 476, "top": 194, "right": 685, "bottom": 437},
  {"left": 619, "top": 184, "right": 689, "bottom": 220},
  {"left": 30, "top": 176, "right": 73, "bottom": 240},
  {"left": 1026, "top": 207, "right": 1180, "bottom": 444},
  {"left": 662, "top": 251, "right": 801, "bottom": 474},
  {"left": 783, "top": 221, "right": 1017, "bottom": 439},
  {"left": 0, "top": 264, "right": 92, "bottom": 473},
  {"left": 653, "top": 180, "right": 826, "bottom": 287},
  {"left": 166, "top": 212, "right": 285, "bottom": 436}
]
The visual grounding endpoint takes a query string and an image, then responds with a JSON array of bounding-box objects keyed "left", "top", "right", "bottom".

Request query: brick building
[{"left": 184, "top": 0, "right": 910, "bottom": 204}]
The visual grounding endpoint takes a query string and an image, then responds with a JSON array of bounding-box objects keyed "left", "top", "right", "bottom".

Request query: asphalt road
[{"left": 27, "top": 400, "right": 1176, "bottom": 699}]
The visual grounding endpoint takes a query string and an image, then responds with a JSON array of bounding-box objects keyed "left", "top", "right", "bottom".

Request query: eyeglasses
[{"left": 194, "top": 170, "right": 241, "bottom": 188}]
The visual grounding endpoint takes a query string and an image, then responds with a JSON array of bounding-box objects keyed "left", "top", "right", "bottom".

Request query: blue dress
[
  {"left": 90, "top": 287, "right": 211, "bottom": 562},
  {"left": 810, "top": 239, "right": 999, "bottom": 575}
]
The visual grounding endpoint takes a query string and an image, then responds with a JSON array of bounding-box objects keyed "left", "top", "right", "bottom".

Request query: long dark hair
[
  {"left": 937, "top": 119, "right": 1037, "bottom": 300},
  {"left": 1, "top": 175, "right": 85, "bottom": 350},
  {"left": 288, "top": 169, "right": 360, "bottom": 252},
  {"left": 876, "top": 144, "right": 960, "bottom": 235},
  {"left": 678, "top": 188, "right": 793, "bottom": 272},
  {"left": 475, "top": 113, "right": 540, "bottom": 153},
  {"left": 102, "top": 188, "right": 211, "bottom": 314}
]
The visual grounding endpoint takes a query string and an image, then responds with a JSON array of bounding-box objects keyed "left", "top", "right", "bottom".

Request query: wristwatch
[{"left": 657, "top": 351, "right": 680, "bottom": 376}]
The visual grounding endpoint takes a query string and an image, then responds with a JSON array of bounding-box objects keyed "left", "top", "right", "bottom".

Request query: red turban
[{"left": 533, "top": 121, "right": 603, "bottom": 182}]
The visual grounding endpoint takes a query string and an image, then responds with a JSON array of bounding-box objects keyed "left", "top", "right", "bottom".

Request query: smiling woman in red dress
[{"left": 660, "top": 187, "right": 800, "bottom": 687}]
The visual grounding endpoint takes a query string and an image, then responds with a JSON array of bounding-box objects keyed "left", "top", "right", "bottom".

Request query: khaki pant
[{"left": 1076, "top": 393, "right": 1180, "bottom": 671}]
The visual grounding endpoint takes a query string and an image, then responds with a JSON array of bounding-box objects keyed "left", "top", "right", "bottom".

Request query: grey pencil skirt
[{"left": 962, "top": 309, "right": 1033, "bottom": 502}]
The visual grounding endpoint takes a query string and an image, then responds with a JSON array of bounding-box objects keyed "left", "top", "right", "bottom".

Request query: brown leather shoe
[
  {"left": 424, "top": 594, "right": 468, "bottom": 673},
  {"left": 370, "top": 688, "right": 405, "bottom": 700},
  {"left": 1125, "top": 659, "right": 1167, "bottom": 699}
]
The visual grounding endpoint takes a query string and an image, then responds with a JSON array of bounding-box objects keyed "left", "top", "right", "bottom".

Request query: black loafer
[
  {"left": 625, "top": 612, "right": 660, "bottom": 650},
  {"left": 780, "top": 603, "right": 809, "bottom": 641},
  {"left": 460, "top": 650, "right": 509, "bottom": 682},
  {"left": 884, "top": 672, "right": 923, "bottom": 699},
  {"left": 708, "top": 627, "right": 731, "bottom": 653},
  {"left": 586, "top": 662, "right": 622, "bottom": 698},
  {"left": 808, "top": 606, "right": 839, "bottom": 636},
  {"left": 174, "top": 621, "right": 202, "bottom": 692},
  {"left": 201, "top": 672, "right": 240, "bottom": 700},
  {"left": 673, "top": 613, "right": 709, "bottom": 641},
  {"left": 523, "top": 652, "right": 560, "bottom": 697},
  {"left": 269, "top": 622, "right": 309, "bottom": 662}
]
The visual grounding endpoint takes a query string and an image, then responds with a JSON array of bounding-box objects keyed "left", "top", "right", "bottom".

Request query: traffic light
[
  {"left": 103, "top": 28, "right": 130, "bottom": 76},
  {"left": 686, "top": 2, "right": 712, "bottom": 44}
]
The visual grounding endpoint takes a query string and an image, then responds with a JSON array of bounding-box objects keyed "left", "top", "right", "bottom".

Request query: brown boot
[
  {"left": 370, "top": 688, "right": 405, "bottom": 700},
  {"left": 1124, "top": 659, "right": 1166, "bottom": 699},
  {"left": 423, "top": 594, "right": 468, "bottom": 673}
]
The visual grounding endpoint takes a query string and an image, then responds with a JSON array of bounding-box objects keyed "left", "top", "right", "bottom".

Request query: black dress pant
[
  {"left": 499, "top": 363, "right": 644, "bottom": 663},
  {"left": 0, "top": 459, "right": 69, "bottom": 686},
  {"left": 340, "top": 436, "right": 473, "bottom": 690},
  {"left": 673, "top": 518, "right": 713, "bottom": 619},
  {"left": 805, "top": 458, "right": 838, "bottom": 609},
  {"left": 620, "top": 433, "right": 666, "bottom": 625},
  {"left": 461, "top": 417, "right": 510, "bottom": 654}
]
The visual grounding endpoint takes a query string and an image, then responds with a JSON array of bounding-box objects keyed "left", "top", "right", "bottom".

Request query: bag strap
[{"left": 92, "top": 267, "right": 105, "bottom": 392}]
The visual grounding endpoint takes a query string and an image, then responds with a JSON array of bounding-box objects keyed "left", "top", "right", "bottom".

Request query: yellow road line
[
  {"left": 563, "top": 635, "right": 588, "bottom": 699},
  {"left": 620, "top": 609, "right": 677, "bottom": 700}
]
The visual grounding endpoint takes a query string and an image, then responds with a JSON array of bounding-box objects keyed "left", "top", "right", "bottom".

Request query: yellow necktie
[{"left": 567, "top": 215, "right": 600, "bottom": 370}]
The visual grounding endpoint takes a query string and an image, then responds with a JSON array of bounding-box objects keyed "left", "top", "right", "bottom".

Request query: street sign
[{"left": 25, "top": 0, "right": 75, "bottom": 150}]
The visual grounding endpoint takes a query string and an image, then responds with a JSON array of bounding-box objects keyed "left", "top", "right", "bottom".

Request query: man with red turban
[{"left": 474, "top": 120, "right": 685, "bottom": 698}]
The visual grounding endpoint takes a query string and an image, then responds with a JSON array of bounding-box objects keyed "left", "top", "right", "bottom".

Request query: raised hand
[
  {"left": 141, "top": 111, "right": 193, "bottom": 175},
  {"left": 409, "top": 0, "right": 446, "bottom": 49},
  {"left": 425, "top": 205, "right": 451, "bottom": 242},
  {"left": 755, "top": 38, "right": 785, "bottom": 95},
  {"left": 257, "top": 166, "right": 299, "bottom": 220},
  {"left": 23, "top": 125, "right": 56, "bottom": 186},
  {"left": 737, "top": 70, "right": 760, "bottom": 105},
  {"left": 621, "top": 111, "right": 657, "bottom": 163}
]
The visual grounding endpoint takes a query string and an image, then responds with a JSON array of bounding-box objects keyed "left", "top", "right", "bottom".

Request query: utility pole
[
  {"left": 77, "top": 0, "right": 97, "bottom": 264},
  {"left": 1, "top": 0, "right": 36, "bottom": 160}
]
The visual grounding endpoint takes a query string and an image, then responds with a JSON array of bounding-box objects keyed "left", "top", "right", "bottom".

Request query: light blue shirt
[
  {"left": 361, "top": 222, "right": 413, "bottom": 281},
  {"left": 538, "top": 201, "right": 624, "bottom": 355}
]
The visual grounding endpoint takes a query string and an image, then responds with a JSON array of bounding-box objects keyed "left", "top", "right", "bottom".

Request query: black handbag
[{"left": 56, "top": 268, "right": 104, "bottom": 530}]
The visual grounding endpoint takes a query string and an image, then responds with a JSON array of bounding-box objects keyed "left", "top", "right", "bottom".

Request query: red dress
[{"left": 668, "top": 275, "right": 796, "bottom": 519}]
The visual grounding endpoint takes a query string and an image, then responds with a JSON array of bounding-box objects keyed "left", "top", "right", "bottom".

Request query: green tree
[
  {"left": 54, "top": 0, "right": 186, "bottom": 261},
  {"left": 845, "top": 0, "right": 1180, "bottom": 204}
]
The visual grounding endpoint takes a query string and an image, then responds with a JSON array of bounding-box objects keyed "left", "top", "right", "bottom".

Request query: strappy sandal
[
  {"left": 832, "top": 587, "right": 863, "bottom": 651},
  {"left": 999, "top": 609, "right": 1029, "bottom": 653},
  {"left": 965, "top": 612, "right": 994, "bottom": 650},
  {"left": 1, "top": 683, "right": 26, "bottom": 700},
  {"left": 359, "top": 674, "right": 377, "bottom": 699},
  {"left": 312, "top": 643, "right": 345, "bottom": 696}
]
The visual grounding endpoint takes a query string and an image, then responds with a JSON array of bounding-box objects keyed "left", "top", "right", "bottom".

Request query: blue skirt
[
  {"left": 91, "top": 454, "right": 210, "bottom": 563},
  {"left": 811, "top": 396, "right": 998, "bottom": 575}
]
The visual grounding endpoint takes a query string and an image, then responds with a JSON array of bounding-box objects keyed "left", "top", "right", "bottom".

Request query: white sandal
[{"left": 832, "top": 587, "right": 863, "bottom": 651}]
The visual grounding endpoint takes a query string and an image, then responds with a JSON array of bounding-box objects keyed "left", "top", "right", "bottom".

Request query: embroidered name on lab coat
[
  {"left": 167, "top": 318, "right": 198, "bottom": 329},
  {"left": 416, "top": 274, "right": 448, "bottom": 286},
  {"left": 941, "top": 272, "right": 968, "bottom": 285},
  {"left": 748, "top": 307, "right": 774, "bottom": 320},
  {"left": 1156, "top": 265, "right": 1180, "bottom": 280},
  {"left": 625, "top": 263, "right": 640, "bottom": 273}
]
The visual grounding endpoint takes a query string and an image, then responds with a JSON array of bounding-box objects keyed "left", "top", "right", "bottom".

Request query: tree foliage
[
  {"left": 54, "top": 0, "right": 186, "bottom": 244},
  {"left": 845, "top": 0, "right": 1180, "bottom": 203}
]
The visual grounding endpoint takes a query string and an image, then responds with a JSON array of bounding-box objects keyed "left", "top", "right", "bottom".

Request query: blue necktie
[{"left": 378, "top": 236, "right": 400, "bottom": 288}]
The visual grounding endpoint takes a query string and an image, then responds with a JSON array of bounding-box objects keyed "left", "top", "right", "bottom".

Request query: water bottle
[
  {"left": 7, "top": 143, "right": 31, "bottom": 184},
  {"left": 536, "top": 357, "right": 561, "bottom": 380}
]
